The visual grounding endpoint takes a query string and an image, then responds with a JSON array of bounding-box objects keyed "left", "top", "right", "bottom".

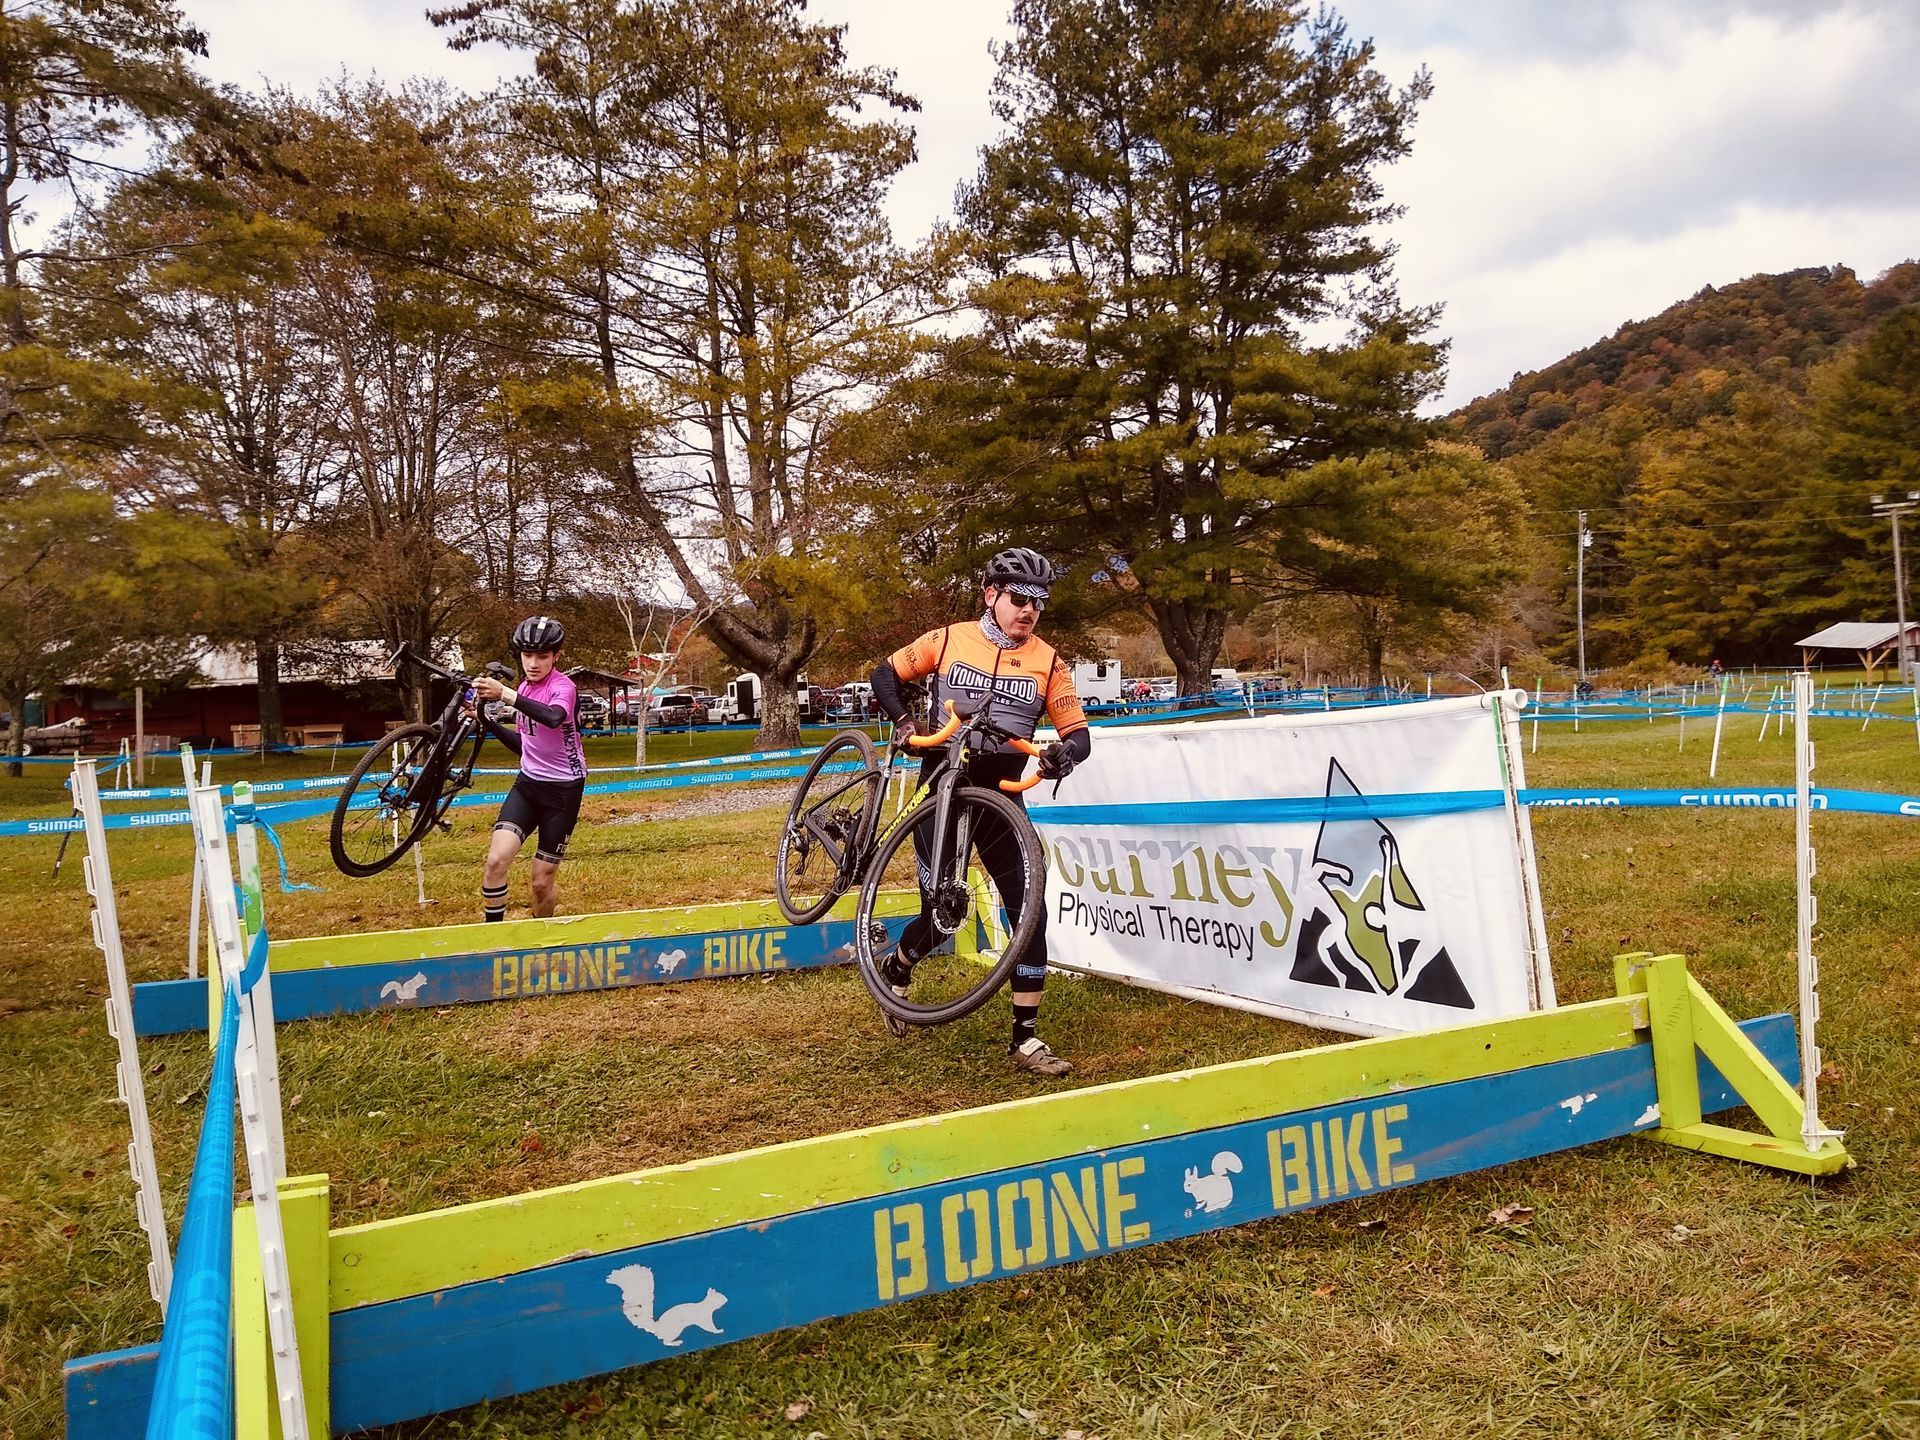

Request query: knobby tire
[
  {"left": 774, "top": 728, "right": 884, "bottom": 924},
  {"left": 854, "top": 784, "right": 1044, "bottom": 1027},
  {"left": 329, "top": 723, "right": 442, "bottom": 877}
]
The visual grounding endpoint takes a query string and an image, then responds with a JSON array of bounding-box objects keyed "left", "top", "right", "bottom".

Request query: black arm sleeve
[
  {"left": 510, "top": 691, "right": 569, "bottom": 730},
  {"left": 481, "top": 709, "right": 523, "bottom": 756},
  {"left": 1058, "top": 726, "right": 1092, "bottom": 764},
  {"left": 870, "top": 661, "right": 910, "bottom": 722}
]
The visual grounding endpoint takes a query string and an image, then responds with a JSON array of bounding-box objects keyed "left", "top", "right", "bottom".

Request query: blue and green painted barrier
[
  {"left": 130, "top": 893, "right": 919, "bottom": 1037},
  {"left": 64, "top": 953, "right": 1850, "bottom": 1438}
]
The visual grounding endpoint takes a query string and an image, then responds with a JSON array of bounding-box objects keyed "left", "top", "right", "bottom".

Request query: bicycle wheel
[
  {"left": 774, "top": 728, "right": 883, "bottom": 924},
  {"left": 329, "top": 723, "right": 442, "bottom": 877},
  {"left": 854, "top": 784, "right": 1044, "bottom": 1027}
]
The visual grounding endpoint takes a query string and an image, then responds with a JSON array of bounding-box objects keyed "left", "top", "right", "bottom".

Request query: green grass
[{"left": 3, "top": 711, "right": 1918, "bottom": 1439}]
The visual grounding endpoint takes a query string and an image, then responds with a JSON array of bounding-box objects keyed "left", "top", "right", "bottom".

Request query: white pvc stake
[
  {"left": 1861, "top": 684, "right": 1883, "bottom": 733},
  {"left": 1531, "top": 676, "right": 1541, "bottom": 753},
  {"left": 230, "top": 782, "right": 288, "bottom": 1185},
  {"left": 1709, "top": 677, "right": 1729, "bottom": 779},
  {"left": 73, "top": 758, "right": 173, "bottom": 1314},
  {"left": 188, "top": 784, "right": 310, "bottom": 1440},
  {"left": 1758, "top": 686, "right": 1776, "bottom": 742},
  {"left": 415, "top": 837, "right": 430, "bottom": 907},
  {"left": 182, "top": 746, "right": 202, "bottom": 980},
  {"left": 1493, "top": 692, "right": 1556, "bottom": 1010},
  {"left": 1792, "top": 673, "right": 1842, "bottom": 1156}
]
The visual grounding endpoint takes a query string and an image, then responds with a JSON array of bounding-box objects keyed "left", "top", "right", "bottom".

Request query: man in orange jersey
[{"left": 869, "top": 547, "right": 1093, "bottom": 1076}]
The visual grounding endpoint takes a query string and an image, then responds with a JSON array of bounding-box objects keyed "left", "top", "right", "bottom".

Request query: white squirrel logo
[
  {"left": 378, "top": 972, "right": 429, "bottom": 1003},
  {"left": 1183, "top": 1151, "right": 1244, "bottom": 1215},
  {"left": 656, "top": 948, "right": 688, "bottom": 977},
  {"left": 606, "top": 1263, "right": 727, "bottom": 1348}
]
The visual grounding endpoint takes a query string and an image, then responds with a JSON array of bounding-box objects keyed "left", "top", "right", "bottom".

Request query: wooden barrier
[{"left": 64, "top": 954, "right": 1850, "bottom": 1438}]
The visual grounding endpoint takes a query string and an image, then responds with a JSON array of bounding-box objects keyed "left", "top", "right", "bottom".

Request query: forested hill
[
  {"left": 1447, "top": 261, "right": 1920, "bottom": 671},
  {"left": 1454, "top": 262, "right": 1920, "bottom": 461}
]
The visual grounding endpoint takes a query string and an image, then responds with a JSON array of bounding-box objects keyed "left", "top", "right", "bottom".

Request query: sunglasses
[{"left": 998, "top": 589, "right": 1046, "bottom": 612}]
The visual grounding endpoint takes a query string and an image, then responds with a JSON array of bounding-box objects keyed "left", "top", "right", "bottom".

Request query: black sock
[
  {"left": 482, "top": 881, "right": 508, "bottom": 922},
  {"left": 1011, "top": 1003, "right": 1039, "bottom": 1050}
]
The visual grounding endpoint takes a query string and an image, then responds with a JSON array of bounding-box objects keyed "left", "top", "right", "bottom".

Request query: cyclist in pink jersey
[{"left": 469, "top": 615, "right": 588, "bottom": 920}]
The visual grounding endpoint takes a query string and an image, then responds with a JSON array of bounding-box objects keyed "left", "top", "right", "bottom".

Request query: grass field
[{"left": 3, "top": 704, "right": 1918, "bottom": 1440}]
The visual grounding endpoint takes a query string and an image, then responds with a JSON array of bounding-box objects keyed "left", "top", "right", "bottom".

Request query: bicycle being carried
[
  {"left": 773, "top": 697, "right": 1055, "bottom": 1029},
  {"left": 328, "top": 644, "right": 512, "bottom": 877}
]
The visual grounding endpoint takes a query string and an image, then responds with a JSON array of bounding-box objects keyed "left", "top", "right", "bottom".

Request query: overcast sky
[{"left": 175, "top": 0, "right": 1920, "bottom": 412}]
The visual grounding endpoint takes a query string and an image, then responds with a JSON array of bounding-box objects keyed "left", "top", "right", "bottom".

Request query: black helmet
[
  {"left": 512, "top": 614, "right": 566, "bottom": 653},
  {"left": 983, "top": 547, "right": 1054, "bottom": 593}
]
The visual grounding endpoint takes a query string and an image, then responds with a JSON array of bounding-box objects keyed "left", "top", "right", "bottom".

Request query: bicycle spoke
[
  {"left": 330, "top": 725, "right": 440, "bottom": 877},
  {"left": 774, "top": 729, "right": 882, "bottom": 924},
  {"left": 856, "top": 785, "right": 1042, "bottom": 1026}
]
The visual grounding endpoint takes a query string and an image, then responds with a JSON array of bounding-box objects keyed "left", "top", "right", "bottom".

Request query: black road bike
[
  {"left": 774, "top": 699, "right": 1052, "bottom": 1028},
  {"left": 328, "top": 645, "right": 512, "bottom": 877}
]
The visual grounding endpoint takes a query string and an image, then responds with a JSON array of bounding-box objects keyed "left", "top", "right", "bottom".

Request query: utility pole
[
  {"left": 1576, "top": 511, "right": 1591, "bottom": 683},
  {"left": 1871, "top": 492, "right": 1920, "bottom": 683}
]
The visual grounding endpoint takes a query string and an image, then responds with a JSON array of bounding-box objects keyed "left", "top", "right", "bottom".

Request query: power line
[
  {"left": 1541, "top": 510, "right": 1871, "bottom": 540},
  {"left": 1560, "top": 489, "right": 1872, "bottom": 515}
]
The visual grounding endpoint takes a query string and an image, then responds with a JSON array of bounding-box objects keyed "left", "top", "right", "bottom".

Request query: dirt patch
[{"left": 605, "top": 781, "right": 790, "bottom": 824}]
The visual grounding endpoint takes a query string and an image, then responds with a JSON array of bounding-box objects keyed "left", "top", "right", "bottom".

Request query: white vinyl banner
[{"left": 1029, "top": 693, "right": 1553, "bottom": 1037}]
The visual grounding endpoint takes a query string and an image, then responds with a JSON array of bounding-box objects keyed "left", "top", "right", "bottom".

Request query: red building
[{"left": 48, "top": 643, "right": 414, "bottom": 751}]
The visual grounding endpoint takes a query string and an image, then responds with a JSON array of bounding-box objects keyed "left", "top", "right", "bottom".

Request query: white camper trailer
[
  {"left": 718, "top": 673, "right": 760, "bottom": 724},
  {"left": 716, "top": 672, "right": 826, "bottom": 725},
  {"left": 1070, "top": 658, "right": 1126, "bottom": 705}
]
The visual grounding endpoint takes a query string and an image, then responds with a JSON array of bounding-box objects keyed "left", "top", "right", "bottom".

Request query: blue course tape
[
  {"left": 1031, "top": 791, "right": 1508, "bottom": 826},
  {"left": 15, "top": 744, "right": 1920, "bottom": 840},
  {"left": 3, "top": 752, "right": 131, "bottom": 766},
  {"left": 255, "top": 820, "right": 322, "bottom": 893},
  {"left": 1034, "top": 786, "right": 1920, "bottom": 825},
  {"left": 1523, "top": 786, "right": 1920, "bottom": 816},
  {"left": 87, "top": 774, "right": 351, "bottom": 803},
  {"left": 142, "top": 983, "right": 240, "bottom": 1440}
]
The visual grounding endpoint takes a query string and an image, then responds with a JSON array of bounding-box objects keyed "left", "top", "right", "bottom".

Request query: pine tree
[{"left": 947, "top": 0, "right": 1442, "bottom": 694}]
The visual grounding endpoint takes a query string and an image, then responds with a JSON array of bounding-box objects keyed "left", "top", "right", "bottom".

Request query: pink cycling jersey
[{"left": 513, "top": 669, "right": 588, "bottom": 782}]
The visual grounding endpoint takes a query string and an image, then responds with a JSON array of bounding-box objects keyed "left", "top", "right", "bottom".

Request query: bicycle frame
[
  {"left": 865, "top": 703, "right": 1044, "bottom": 918},
  {"left": 385, "top": 644, "right": 496, "bottom": 809}
]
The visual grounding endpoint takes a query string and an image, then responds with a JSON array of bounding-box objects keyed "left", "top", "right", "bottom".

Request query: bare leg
[{"left": 529, "top": 857, "right": 561, "bottom": 918}]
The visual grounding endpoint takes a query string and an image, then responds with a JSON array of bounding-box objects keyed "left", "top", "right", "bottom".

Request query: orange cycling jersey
[{"left": 888, "top": 623, "right": 1088, "bottom": 750}]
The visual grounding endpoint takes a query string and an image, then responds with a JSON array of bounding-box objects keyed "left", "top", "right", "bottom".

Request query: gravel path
[{"left": 604, "top": 780, "right": 792, "bottom": 824}]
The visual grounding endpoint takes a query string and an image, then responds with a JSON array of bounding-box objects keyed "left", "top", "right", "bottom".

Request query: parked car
[
  {"left": 647, "top": 693, "right": 710, "bottom": 728},
  {"left": 576, "top": 693, "right": 612, "bottom": 730}
]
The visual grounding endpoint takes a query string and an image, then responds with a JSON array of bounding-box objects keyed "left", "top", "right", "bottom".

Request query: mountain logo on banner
[{"left": 1288, "top": 758, "right": 1474, "bottom": 1008}]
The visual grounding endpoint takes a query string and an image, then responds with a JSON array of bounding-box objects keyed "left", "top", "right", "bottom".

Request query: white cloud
[
  {"left": 1351, "top": 1, "right": 1920, "bottom": 406},
  {"left": 163, "top": 0, "right": 1919, "bottom": 415},
  {"left": 182, "top": 0, "right": 527, "bottom": 96},
  {"left": 1432, "top": 203, "right": 1920, "bottom": 402}
]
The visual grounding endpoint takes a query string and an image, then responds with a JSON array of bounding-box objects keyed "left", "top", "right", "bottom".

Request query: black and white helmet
[
  {"left": 983, "top": 546, "right": 1054, "bottom": 595},
  {"left": 512, "top": 614, "right": 566, "bottom": 653}
]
